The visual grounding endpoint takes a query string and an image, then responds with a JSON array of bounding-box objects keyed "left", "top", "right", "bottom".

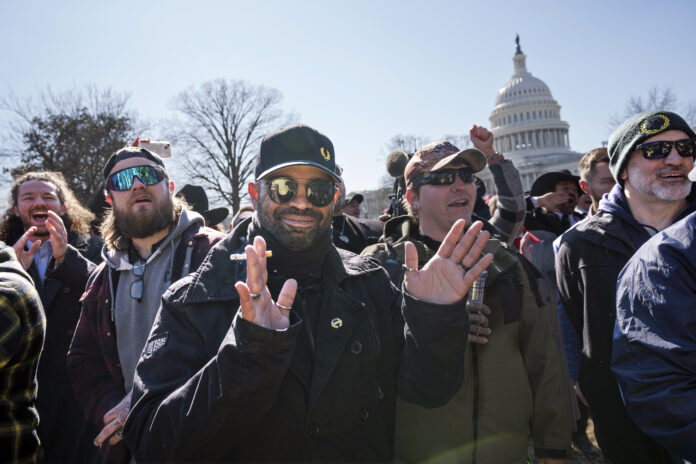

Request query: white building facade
[{"left": 478, "top": 39, "right": 583, "bottom": 193}]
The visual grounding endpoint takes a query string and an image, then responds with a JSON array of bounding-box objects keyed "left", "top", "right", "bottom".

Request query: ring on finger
[
  {"left": 276, "top": 301, "right": 292, "bottom": 311},
  {"left": 461, "top": 262, "right": 471, "bottom": 272},
  {"left": 117, "top": 429, "right": 123, "bottom": 438},
  {"left": 250, "top": 291, "right": 262, "bottom": 300},
  {"left": 402, "top": 264, "right": 418, "bottom": 273}
]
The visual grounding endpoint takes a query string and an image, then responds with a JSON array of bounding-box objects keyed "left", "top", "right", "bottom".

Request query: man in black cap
[
  {"left": 67, "top": 147, "right": 223, "bottom": 463},
  {"left": 525, "top": 170, "right": 583, "bottom": 236},
  {"left": 556, "top": 110, "right": 696, "bottom": 463},
  {"left": 176, "top": 184, "right": 229, "bottom": 229},
  {"left": 123, "top": 123, "right": 494, "bottom": 462}
]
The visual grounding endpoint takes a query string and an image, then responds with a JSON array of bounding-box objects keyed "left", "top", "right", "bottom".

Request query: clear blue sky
[{"left": 2, "top": 0, "right": 694, "bottom": 206}]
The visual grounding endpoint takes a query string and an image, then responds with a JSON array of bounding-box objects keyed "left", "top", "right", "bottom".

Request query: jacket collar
[{"left": 183, "top": 219, "right": 383, "bottom": 305}]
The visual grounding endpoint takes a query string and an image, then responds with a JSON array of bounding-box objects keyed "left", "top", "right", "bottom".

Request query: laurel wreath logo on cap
[
  {"left": 640, "top": 114, "right": 670, "bottom": 135},
  {"left": 320, "top": 147, "right": 331, "bottom": 161}
]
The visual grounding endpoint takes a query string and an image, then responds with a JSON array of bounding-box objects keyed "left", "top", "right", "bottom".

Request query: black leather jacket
[{"left": 124, "top": 221, "right": 470, "bottom": 462}]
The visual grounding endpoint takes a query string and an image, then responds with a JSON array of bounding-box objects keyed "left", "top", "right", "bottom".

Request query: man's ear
[
  {"left": 579, "top": 179, "right": 590, "bottom": 195},
  {"left": 12, "top": 205, "right": 18, "bottom": 217},
  {"left": 248, "top": 183, "right": 259, "bottom": 208},
  {"left": 406, "top": 188, "right": 418, "bottom": 210},
  {"left": 105, "top": 191, "right": 113, "bottom": 206},
  {"left": 169, "top": 181, "right": 175, "bottom": 194}
]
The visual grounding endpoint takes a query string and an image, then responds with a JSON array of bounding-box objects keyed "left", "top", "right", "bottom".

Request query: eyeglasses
[
  {"left": 130, "top": 259, "right": 145, "bottom": 301},
  {"left": 634, "top": 139, "right": 696, "bottom": 160},
  {"left": 266, "top": 177, "right": 337, "bottom": 208},
  {"left": 412, "top": 167, "right": 475, "bottom": 188},
  {"left": 107, "top": 165, "right": 166, "bottom": 191}
]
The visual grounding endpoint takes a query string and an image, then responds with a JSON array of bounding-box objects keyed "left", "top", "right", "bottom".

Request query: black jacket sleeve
[
  {"left": 398, "top": 289, "right": 469, "bottom": 408},
  {"left": 123, "top": 284, "right": 301, "bottom": 462}
]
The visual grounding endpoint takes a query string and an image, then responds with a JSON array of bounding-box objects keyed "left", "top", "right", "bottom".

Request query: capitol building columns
[{"left": 477, "top": 36, "right": 583, "bottom": 194}]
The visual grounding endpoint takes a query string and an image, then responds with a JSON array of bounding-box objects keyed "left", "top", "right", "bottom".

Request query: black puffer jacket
[{"left": 123, "top": 220, "right": 470, "bottom": 462}]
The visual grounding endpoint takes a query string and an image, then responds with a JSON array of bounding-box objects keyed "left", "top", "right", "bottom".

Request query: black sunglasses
[
  {"left": 130, "top": 259, "right": 145, "bottom": 301},
  {"left": 412, "top": 167, "right": 475, "bottom": 188},
  {"left": 266, "top": 177, "right": 337, "bottom": 207},
  {"left": 634, "top": 139, "right": 696, "bottom": 160},
  {"left": 107, "top": 165, "right": 166, "bottom": 191}
]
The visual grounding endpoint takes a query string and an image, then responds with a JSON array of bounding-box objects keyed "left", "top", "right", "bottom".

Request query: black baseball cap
[
  {"left": 103, "top": 147, "right": 166, "bottom": 181},
  {"left": 255, "top": 124, "right": 340, "bottom": 182}
]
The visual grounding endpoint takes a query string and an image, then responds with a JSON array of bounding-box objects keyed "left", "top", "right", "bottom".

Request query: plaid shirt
[{"left": 0, "top": 244, "right": 46, "bottom": 464}]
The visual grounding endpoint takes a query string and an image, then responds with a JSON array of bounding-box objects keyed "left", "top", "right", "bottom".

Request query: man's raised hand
[
  {"left": 403, "top": 220, "right": 493, "bottom": 305},
  {"left": 12, "top": 226, "right": 41, "bottom": 270},
  {"left": 45, "top": 210, "right": 68, "bottom": 265},
  {"left": 235, "top": 236, "right": 296, "bottom": 330}
]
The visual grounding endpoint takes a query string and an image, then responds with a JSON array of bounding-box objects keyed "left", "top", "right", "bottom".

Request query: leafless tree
[
  {"left": 0, "top": 84, "right": 144, "bottom": 203},
  {"left": 441, "top": 134, "right": 472, "bottom": 150},
  {"left": 609, "top": 86, "right": 696, "bottom": 131},
  {"left": 167, "top": 79, "right": 296, "bottom": 212},
  {"left": 385, "top": 134, "right": 429, "bottom": 155}
]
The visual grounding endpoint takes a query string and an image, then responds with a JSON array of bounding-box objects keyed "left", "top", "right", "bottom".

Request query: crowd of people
[{"left": 0, "top": 110, "right": 694, "bottom": 464}]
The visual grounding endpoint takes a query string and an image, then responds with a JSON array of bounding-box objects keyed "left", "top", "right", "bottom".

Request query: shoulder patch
[{"left": 143, "top": 332, "right": 168, "bottom": 359}]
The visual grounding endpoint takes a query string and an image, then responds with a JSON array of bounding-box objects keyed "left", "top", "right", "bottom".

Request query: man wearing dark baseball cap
[
  {"left": 125, "top": 123, "right": 495, "bottom": 462},
  {"left": 67, "top": 147, "right": 224, "bottom": 463},
  {"left": 556, "top": 110, "right": 696, "bottom": 464}
]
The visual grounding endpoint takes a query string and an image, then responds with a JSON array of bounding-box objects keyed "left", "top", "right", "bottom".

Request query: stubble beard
[
  {"left": 257, "top": 196, "right": 331, "bottom": 251},
  {"left": 113, "top": 194, "right": 175, "bottom": 239}
]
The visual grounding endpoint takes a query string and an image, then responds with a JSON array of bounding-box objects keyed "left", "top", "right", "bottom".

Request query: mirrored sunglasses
[
  {"left": 413, "top": 167, "right": 475, "bottom": 188},
  {"left": 266, "top": 177, "right": 336, "bottom": 207},
  {"left": 107, "top": 165, "right": 166, "bottom": 191},
  {"left": 635, "top": 139, "right": 696, "bottom": 160}
]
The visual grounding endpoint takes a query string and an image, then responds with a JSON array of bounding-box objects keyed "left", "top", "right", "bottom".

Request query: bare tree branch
[
  {"left": 0, "top": 85, "right": 141, "bottom": 203},
  {"left": 166, "top": 79, "right": 297, "bottom": 212},
  {"left": 608, "top": 85, "right": 695, "bottom": 131}
]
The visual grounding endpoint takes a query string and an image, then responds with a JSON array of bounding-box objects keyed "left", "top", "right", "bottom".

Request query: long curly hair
[{"left": 0, "top": 171, "right": 95, "bottom": 244}]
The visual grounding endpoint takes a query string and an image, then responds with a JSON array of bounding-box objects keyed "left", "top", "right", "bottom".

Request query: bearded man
[
  {"left": 122, "top": 124, "right": 493, "bottom": 462},
  {"left": 66, "top": 147, "right": 223, "bottom": 464},
  {"left": 556, "top": 111, "right": 696, "bottom": 463}
]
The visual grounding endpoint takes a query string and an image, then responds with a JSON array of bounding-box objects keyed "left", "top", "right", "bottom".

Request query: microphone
[{"left": 386, "top": 150, "right": 409, "bottom": 178}]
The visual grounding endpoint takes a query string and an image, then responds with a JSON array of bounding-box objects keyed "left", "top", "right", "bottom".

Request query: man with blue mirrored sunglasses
[{"left": 67, "top": 147, "right": 223, "bottom": 463}]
